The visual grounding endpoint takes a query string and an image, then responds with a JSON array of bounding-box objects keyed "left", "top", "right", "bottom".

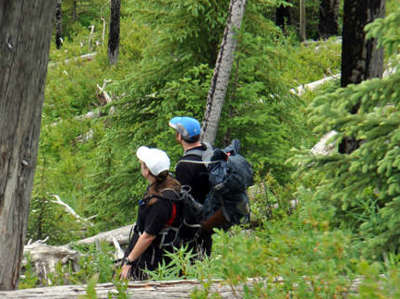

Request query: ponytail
[{"left": 147, "top": 171, "right": 180, "bottom": 199}]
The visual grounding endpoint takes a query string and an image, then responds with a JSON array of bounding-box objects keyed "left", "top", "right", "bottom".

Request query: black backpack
[
  {"left": 123, "top": 187, "right": 203, "bottom": 265},
  {"left": 160, "top": 186, "right": 204, "bottom": 242},
  {"left": 181, "top": 139, "right": 254, "bottom": 227}
]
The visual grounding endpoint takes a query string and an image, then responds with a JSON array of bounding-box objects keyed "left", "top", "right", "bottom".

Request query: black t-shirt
[
  {"left": 175, "top": 144, "right": 210, "bottom": 204},
  {"left": 132, "top": 189, "right": 181, "bottom": 276},
  {"left": 137, "top": 190, "right": 179, "bottom": 236}
]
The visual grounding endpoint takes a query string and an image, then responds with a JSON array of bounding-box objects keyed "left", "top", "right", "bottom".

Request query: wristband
[{"left": 125, "top": 258, "right": 135, "bottom": 266}]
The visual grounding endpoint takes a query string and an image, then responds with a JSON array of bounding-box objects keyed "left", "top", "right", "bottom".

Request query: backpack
[
  {"left": 160, "top": 186, "right": 204, "bottom": 243},
  {"left": 181, "top": 139, "right": 254, "bottom": 228},
  {"left": 123, "top": 187, "right": 203, "bottom": 266}
]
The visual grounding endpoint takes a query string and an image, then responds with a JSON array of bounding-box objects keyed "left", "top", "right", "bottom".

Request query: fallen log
[
  {"left": 73, "top": 224, "right": 132, "bottom": 247},
  {"left": 290, "top": 74, "right": 340, "bottom": 96},
  {"left": 2, "top": 275, "right": 380, "bottom": 298},
  {"left": 48, "top": 52, "right": 97, "bottom": 68},
  {"left": 311, "top": 130, "right": 338, "bottom": 155},
  {"left": 21, "top": 225, "right": 132, "bottom": 281},
  {"left": 0, "top": 279, "right": 251, "bottom": 298},
  {"left": 22, "top": 241, "right": 81, "bottom": 283}
]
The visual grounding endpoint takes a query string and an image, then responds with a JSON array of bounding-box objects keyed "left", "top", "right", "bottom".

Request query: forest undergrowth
[{"left": 21, "top": 1, "right": 400, "bottom": 297}]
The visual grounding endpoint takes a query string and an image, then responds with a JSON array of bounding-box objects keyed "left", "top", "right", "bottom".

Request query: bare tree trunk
[
  {"left": 108, "top": 0, "right": 121, "bottom": 65},
  {"left": 275, "top": 3, "right": 291, "bottom": 32},
  {"left": 201, "top": 0, "right": 247, "bottom": 145},
  {"left": 0, "top": 0, "right": 56, "bottom": 290},
  {"left": 299, "top": 0, "right": 306, "bottom": 41},
  {"left": 339, "top": 0, "right": 385, "bottom": 154},
  {"left": 72, "top": 0, "right": 77, "bottom": 21},
  {"left": 319, "top": 0, "right": 339, "bottom": 39},
  {"left": 56, "top": 0, "right": 63, "bottom": 49},
  {"left": 341, "top": 0, "right": 385, "bottom": 88}
]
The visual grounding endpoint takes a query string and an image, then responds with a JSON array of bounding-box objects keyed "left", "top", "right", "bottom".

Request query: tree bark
[
  {"left": 0, "top": 279, "right": 253, "bottom": 298},
  {"left": 0, "top": 0, "right": 56, "bottom": 290},
  {"left": 0, "top": 276, "right": 377, "bottom": 298},
  {"left": 319, "top": 0, "right": 339, "bottom": 39},
  {"left": 299, "top": 0, "right": 306, "bottom": 41},
  {"left": 72, "top": 0, "right": 77, "bottom": 22},
  {"left": 339, "top": 0, "right": 385, "bottom": 154},
  {"left": 275, "top": 3, "right": 291, "bottom": 32},
  {"left": 56, "top": 0, "right": 63, "bottom": 49},
  {"left": 108, "top": 0, "right": 121, "bottom": 65},
  {"left": 341, "top": 0, "right": 385, "bottom": 88},
  {"left": 201, "top": 0, "right": 247, "bottom": 145}
]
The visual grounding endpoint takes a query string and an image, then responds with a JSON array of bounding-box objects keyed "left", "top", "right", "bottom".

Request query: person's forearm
[{"left": 127, "top": 232, "right": 156, "bottom": 262}]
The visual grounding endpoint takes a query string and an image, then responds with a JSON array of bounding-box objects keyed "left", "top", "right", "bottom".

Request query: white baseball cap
[{"left": 136, "top": 146, "right": 170, "bottom": 176}]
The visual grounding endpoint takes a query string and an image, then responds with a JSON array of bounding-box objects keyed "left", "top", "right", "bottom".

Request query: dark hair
[
  {"left": 183, "top": 134, "right": 200, "bottom": 143},
  {"left": 146, "top": 170, "right": 180, "bottom": 199}
]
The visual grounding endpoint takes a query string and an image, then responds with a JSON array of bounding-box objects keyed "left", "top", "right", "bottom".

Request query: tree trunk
[
  {"left": 341, "top": 0, "right": 385, "bottom": 88},
  {"left": 319, "top": 0, "right": 339, "bottom": 39},
  {"left": 275, "top": 3, "right": 291, "bottom": 32},
  {"left": 56, "top": 0, "right": 63, "bottom": 49},
  {"left": 0, "top": 0, "right": 56, "bottom": 290},
  {"left": 339, "top": 0, "right": 385, "bottom": 154},
  {"left": 201, "top": 0, "right": 247, "bottom": 145},
  {"left": 299, "top": 0, "right": 306, "bottom": 41},
  {"left": 108, "top": 0, "right": 121, "bottom": 65},
  {"left": 72, "top": 0, "right": 77, "bottom": 22}
]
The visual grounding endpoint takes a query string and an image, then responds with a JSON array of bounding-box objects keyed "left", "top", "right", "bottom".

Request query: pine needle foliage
[
  {"left": 293, "top": 6, "right": 400, "bottom": 258},
  {"left": 33, "top": 0, "right": 339, "bottom": 234},
  {"left": 85, "top": 0, "right": 311, "bottom": 228}
]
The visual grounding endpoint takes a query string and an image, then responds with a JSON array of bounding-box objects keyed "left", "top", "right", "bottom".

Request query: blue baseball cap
[{"left": 169, "top": 116, "right": 201, "bottom": 142}]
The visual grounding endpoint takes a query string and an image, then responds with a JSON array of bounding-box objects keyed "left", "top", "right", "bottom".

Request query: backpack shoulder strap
[
  {"left": 183, "top": 142, "right": 213, "bottom": 160},
  {"left": 166, "top": 202, "right": 176, "bottom": 226},
  {"left": 160, "top": 188, "right": 180, "bottom": 201},
  {"left": 160, "top": 188, "right": 181, "bottom": 226},
  {"left": 144, "top": 191, "right": 178, "bottom": 227},
  {"left": 183, "top": 149, "right": 203, "bottom": 159},
  {"left": 178, "top": 143, "right": 216, "bottom": 167}
]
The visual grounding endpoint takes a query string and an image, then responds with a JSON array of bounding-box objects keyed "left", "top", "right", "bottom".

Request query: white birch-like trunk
[{"left": 201, "top": 0, "right": 247, "bottom": 145}]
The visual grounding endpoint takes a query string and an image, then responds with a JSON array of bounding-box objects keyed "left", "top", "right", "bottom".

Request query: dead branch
[
  {"left": 52, "top": 195, "right": 94, "bottom": 227},
  {"left": 96, "top": 79, "right": 113, "bottom": 106}
]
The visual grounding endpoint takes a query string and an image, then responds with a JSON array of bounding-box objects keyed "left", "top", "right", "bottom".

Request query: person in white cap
[{"left": 120, "top": 146, "right": 181, "bottom": 280}]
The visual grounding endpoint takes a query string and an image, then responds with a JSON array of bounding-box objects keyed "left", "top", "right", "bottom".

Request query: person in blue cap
[
  {"left": 168, "top": 117, "right": 210, "bottom": 204},
  {"left": 169, "top": 116, "right": 213, "bottom": 256}
]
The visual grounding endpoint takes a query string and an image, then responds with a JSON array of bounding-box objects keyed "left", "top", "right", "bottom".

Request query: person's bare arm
[{"left": 120, "top": 232, "right": 156, "bottom": 279}]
